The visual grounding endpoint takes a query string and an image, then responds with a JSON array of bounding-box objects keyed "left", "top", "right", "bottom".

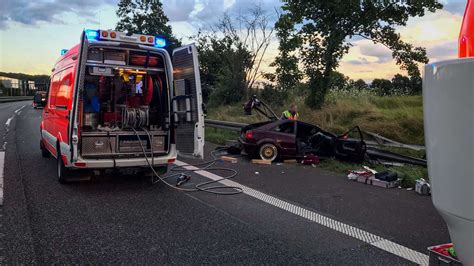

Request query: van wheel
[
  {"left": 56, "top": 147, "right": 69, "bottom": 184},
  {"left": 40, "top": 139, "right": 50, "bottom": 158},
  {"left": 259, "top": 143, "right": 278, "bottom": 161}
]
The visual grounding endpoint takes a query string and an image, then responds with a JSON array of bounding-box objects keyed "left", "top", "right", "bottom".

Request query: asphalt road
[
  {"left": 1, "top": 104, "right": 450, "bottom": 264},
  {"left": 0, "top": 101, "right": 29, "bottom": 150}
]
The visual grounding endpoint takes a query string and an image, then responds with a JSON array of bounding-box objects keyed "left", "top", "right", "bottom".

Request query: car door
[
  {"left": 55, "top": 66, "right": 74, "bottom": 145},
  {"left": 271, "top": 121, "right": 297, "bottom": 157},
  {"left": 70, "top": 31, "right": 88, "bottom": 161},
  {"left": 335, "top": 126, "right": 367, "bottom": 163},
  {"left": 42, "top": 72, "right": 61, "bottom": 155},
  {"left": 172, "top": 44, "right": 205, "bottom": 159}
]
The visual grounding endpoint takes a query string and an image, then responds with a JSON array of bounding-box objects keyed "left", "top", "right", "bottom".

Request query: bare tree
[
  {"left": 193, "top": 5, "right": 276, "bottom": 104},
  {"left": 216, "top": 6, "right": 275, "bottom": 93}
]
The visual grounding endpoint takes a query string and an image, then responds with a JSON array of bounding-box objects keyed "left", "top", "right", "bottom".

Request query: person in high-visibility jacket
[{"left": 281, "top": 104, "right": 299, "bottom": 120}]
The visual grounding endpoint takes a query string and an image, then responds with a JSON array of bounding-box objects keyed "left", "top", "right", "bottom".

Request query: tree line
[{"left": 15, "top": 1, "right": 439, "bottom": 107}]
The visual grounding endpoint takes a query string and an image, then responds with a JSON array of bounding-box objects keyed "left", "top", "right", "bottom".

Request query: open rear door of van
[
  {"left": 172, "top": 44, "right": 205, "bottom": 159},
  {"left": 69, "top": 31, "right": 88, "bottom": 161}
]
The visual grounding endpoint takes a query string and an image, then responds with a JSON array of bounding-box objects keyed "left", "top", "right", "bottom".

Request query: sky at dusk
[{"left": 0, "top": 0, "right": 467, "bottom": 81}]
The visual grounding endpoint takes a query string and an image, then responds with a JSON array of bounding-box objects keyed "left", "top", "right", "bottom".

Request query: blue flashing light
[
  {"left": 154, "top": 37, "right": 167, "bottom": 48},
  {"left": 85, "top": 29, "right": 99, "bottom": 41},
  {"left": 60, "top": 49, "right": 68, "bottom": 55}
]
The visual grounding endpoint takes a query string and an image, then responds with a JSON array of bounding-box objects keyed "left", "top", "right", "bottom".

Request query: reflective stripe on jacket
[{"left": 281, "top": 110, "right": 299, "bottom": 120}]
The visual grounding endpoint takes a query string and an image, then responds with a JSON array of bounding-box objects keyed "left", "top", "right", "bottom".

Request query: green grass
[
  {"left": 208, "top": 93, "right": 425, "bottom": 145},
  {"left": 205, "top": 128, "right": 239, "bottom": 145}
]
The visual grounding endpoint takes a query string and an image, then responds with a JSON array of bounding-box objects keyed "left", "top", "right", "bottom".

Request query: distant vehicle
[
  {"left": 239, "top": 119, "right": 366, "bottom": 163},
  {"left": 33, "top": 91, "right": 47, "bottom": 108},
  {"left": 40, "top": 29, "right": 204, "bottom": 183}
]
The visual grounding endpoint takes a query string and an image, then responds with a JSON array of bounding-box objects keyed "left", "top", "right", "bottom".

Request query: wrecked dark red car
[{"left": 239, "top": 119, "right": 367, "bottom": 163}]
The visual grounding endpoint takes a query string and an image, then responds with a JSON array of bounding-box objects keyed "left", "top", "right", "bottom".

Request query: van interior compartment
[{"left": 80, "top": 46, "right": 170, "bottom": 158}]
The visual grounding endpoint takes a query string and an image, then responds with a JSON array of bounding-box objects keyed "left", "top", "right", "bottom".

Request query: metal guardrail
[
  {"left": 0, "top": 96, "right": 33, "bottom": 103},
  {"left": 204, "top": 118, "right": 426, "bottom": 150},
  {"left": 205, "top": 119, "right": 247, "bottom": 131},
  {"left": 204, "top": 118, "right": 427, "bottom": 166}
]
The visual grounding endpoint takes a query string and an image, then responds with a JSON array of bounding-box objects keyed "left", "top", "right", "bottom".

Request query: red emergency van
[{"left": 40, "top": 29, "right": 204, "bottom": 183}]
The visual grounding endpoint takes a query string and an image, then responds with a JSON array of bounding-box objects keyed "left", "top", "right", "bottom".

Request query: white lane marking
[
  {"left": 175, "top": 160, "right": 429, "bottom": 265},
  {"left": 14, "top": 105, "right": 25, "bottom": 114},
  {"left": 0, "top": 151, "right": 4, "bottom": 205},
  {"left": 4, "top": 117, "right": 12, "bottom": 127}
]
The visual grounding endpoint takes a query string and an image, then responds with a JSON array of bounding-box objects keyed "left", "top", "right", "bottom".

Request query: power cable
[{"left": 131, "top": 127, "right": 243, "bottom": 195}]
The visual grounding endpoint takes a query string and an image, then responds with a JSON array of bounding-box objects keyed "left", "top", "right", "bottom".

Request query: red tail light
[{"left": 245, "top": 130, "right": 254, "bottom": 140}]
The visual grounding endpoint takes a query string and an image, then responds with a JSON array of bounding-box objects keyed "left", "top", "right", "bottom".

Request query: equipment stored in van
[{"left": 40, "top": 29, "right": 205, "bottom": 183}]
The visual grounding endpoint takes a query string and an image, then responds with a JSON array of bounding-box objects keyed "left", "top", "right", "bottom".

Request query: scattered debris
[
  {"left": 374, "top": 171, "right": 398, "bottom": 182},
  {"left": 301, "top": 154, "right": 320, "bottom": 165},
  {"left": 379, "top": 161, "right": 405, "bottom": 167},
  {"left": 348, "top": 168, "right": 400, "bottom": 189},
  {"left": 347, "top": 170, "right": 372, "bottom": 181},
  {"left": 371, "top": 178, "right": 400, "bottom": 189},
  {"left": 406, "top": 187, "right": 413, "bottom": 191},
  {"left": 221, "top": 156, "right": 238, "bottom": 163},
  {"left": 363, "top": 166, "right": 377, "bottom": 174},
  {"left": 415, "top": 178, "right": 431, "bottom": 195},
  {"left": 252, "top": 159, "right": 272, "bottom": 165},
  {"left": 176, "top": 174, "right": 191, "bottom": 187},
  {"left": 255, "top": 171, "right": 260, "bottom": 175}
]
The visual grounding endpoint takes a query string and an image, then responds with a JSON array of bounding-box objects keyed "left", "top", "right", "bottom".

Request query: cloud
[
  {"left": 442, "top": 0, "right": 467, "bottom": 15},
  {"left": 189, "top": 0, "right": 281, "bottom": 26},
  {"left": 427, "top": 40, "right": 458, "bottom": 61},
  {"left": 163, "top": 0, "right": 197, "bottom": 22},
  {"left": 0, "top": 0, "right": 117, "bottom": 29},
  {"left": 358, "top": 42, "right": 393, "bottom": 63}
]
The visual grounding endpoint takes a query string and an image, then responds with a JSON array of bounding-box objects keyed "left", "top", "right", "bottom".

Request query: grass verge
[
  {"left": 208, "top": 93, "right": 424, "bottom": 145},
  {"left": 205, "top": 127, "right": 239, "bottom": 145}
]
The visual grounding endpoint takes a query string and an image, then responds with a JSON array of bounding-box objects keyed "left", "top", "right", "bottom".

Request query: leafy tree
[
  {"left": 116, "top": 0, "right": 180, "bottom": 48},
  {"left": 410, "top": 75, "right": 423, "bottom": 95},
  {"left": 371, "top": 78, "right": 393, "bottom": 96},
  {"left": 194, "top": 31, "right": 251, "bottom": 105},
  {"left": 351, "top": 79, "right": 369, "bottom": 90},
  {"left": 275, "top": 0, "right": 442, "bottom": 108},
  {"left": 391, "top": 74, "right": 412, "bottom": 94},
  {"left": 328, "top": 71, "right": 349, "bottom": 90},
  {"left": 271, "top": 13, "right": 303, "bottom": 92}
]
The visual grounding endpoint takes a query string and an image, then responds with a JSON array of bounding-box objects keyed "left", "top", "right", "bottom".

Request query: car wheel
[
  {"left": 56, "top": 145, "right": 69, "bottom": 184},
  {"left": 259, "top": 143, "right": 278, "bottom": 161},
  {"left": 40, "top": 139, "right": 50, "bottom": 158}
]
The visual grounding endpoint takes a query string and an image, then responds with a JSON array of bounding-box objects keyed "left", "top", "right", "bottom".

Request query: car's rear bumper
[{"left": 239, "top": 138, "right": 258, "bottom": 155}]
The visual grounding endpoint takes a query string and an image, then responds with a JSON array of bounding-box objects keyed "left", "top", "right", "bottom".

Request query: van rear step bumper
[{"left": 72, "top": 151, "right": 177, "bottom": 169}]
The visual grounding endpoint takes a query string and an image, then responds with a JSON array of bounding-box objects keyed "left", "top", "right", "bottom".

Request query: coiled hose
[{"left": 131, "top": 127, "right": 243, "bottom": 195}]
